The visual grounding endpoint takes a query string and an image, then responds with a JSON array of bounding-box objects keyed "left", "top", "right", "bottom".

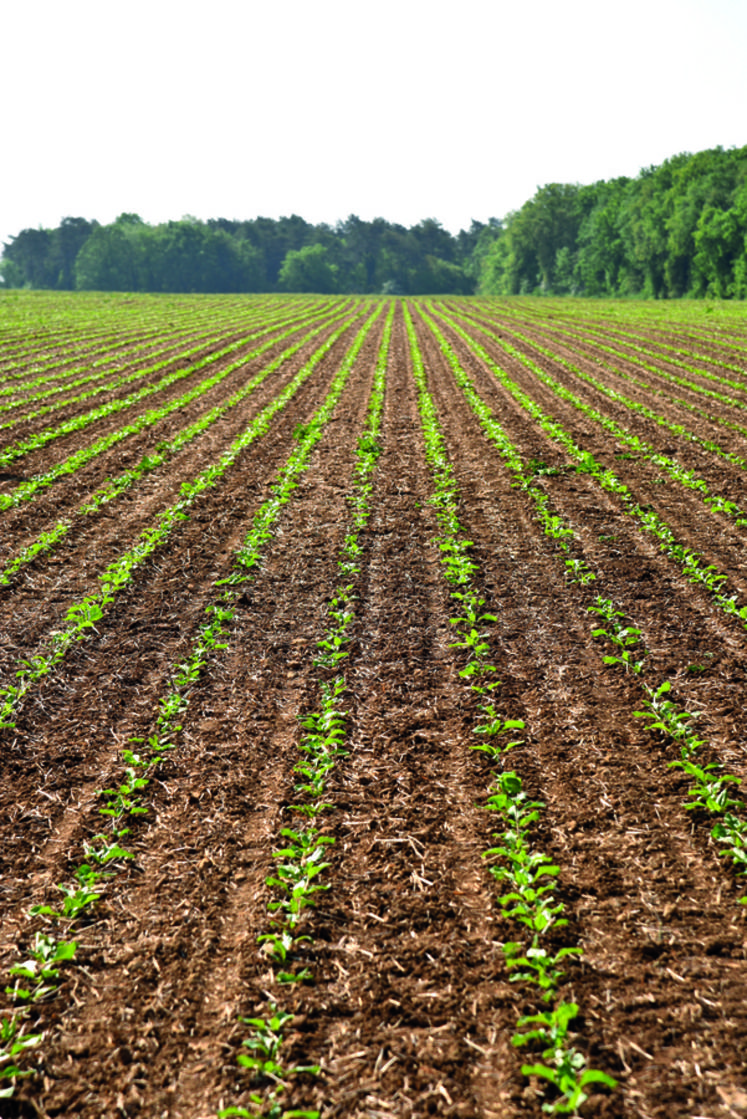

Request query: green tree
[
  {"left": 51, "top": 217, "right": 97, "bottom": 289},
  {"left": 477, "top": 232, "right": 511, "bottom": 294},
  {"left": 74, "top": 215, "right": 148, "bottom": 290},
  {"left": 2, "top": 227, "right": 57, "bottom": 288},
  {"left": 278, "top": 242, "right": 338, "bottom": 292},
  {"left": 0, "top": 257, "right": 25, "bottom": 287},
  {"left": 407, "top": 254, "right": 472, "bottom": 294},
  {"left": 575, "top": 180, "right": 630, "bottom": 294},
  {"left": 692, "top": 205, "right": 743, "bottom": 297}
]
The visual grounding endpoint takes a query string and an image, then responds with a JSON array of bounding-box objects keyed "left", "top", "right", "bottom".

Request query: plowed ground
[{"left": 1, "top": 295, "right": 747, "bottom": 1119}]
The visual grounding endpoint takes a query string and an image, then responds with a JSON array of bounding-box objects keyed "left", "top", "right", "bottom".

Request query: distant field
[{"left": 1, "top": 291, "right": 747, "bottom": 1119}]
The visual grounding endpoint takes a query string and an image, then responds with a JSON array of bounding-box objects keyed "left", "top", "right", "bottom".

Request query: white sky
[{"left": 3, "top": 0, "right": 747, "bottom": 246}]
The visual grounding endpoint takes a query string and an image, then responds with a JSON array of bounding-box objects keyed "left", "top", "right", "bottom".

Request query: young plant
[
  {"left": 406, "top": 304, "right": 615, "bottom": 1113},
  {"left": 0, "top": 1015, "right": 42, "bottom": 1099}
]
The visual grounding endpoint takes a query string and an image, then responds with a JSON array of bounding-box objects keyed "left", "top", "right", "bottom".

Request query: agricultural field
[{"left": 1, "top": 290, "right": 747, "bottom": 1119}]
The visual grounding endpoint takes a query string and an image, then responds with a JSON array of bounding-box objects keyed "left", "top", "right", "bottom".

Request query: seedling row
[{"left": 1, "top": 294, "right": 746, "bottom": 1119}]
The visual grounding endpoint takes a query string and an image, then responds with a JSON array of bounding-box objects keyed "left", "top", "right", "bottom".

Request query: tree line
[
  {"left": 482, "top": 145, "right": 747, "bottom": 298},
  {"left": 0, "top": 213, "right": 486, "bottom": 296},
  {"left": 2, "top": 145, "right": 746, "bottom": 297}
]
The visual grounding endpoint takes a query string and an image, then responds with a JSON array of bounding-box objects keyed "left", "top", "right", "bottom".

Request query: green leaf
[{"left": 579, "top": 1069, "right": 618, "bottom": 1089}]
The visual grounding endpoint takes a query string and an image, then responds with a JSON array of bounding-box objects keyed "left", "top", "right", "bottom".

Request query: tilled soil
[{"left": 1, "top": 296, "right": 747, "bottom": 1119}]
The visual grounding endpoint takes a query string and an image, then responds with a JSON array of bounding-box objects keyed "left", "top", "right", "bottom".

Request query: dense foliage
[
  {"left": 2, "top": 145, "right": 746, "bottom": 296},
  {"left": 482, "top": 145, "right": 747, "bottom": 298},
  {"left": 0, "top": 213, "right": 487, "bottom": 296}
]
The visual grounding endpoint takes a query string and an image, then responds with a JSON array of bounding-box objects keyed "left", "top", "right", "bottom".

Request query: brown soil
[{"left": 2, "top": 299, "right": 747, "bottom": 1119}]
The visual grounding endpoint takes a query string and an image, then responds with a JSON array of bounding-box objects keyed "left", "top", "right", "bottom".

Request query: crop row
[
  {"left": 419, "top": 304, "right": 747, "bottom": 907},
  {"left": 589, "top": 600, "right": 747, "bottom": 896},
  {"left": 0, "top": 295, "right": 303, "bottom": 376},
  {"left": 0, "top": 308, "right": 354, "bottom": 588},
  {"left": 477, "top": 300, "right": 747, "bottom": 415},
  {"left": 0, "top": 303, "right": 347, "bottom": 474},
  {"left": 0, "top": 303, "right": 354, "bottom": 530},
  {"left": 450, "top": 304, "right": 747, "bottom": 528},
  {"left": 480, "top": 297, "right": 747, "bottom": 376},
  {"left": 531, "top": 307, "right": 747, "bottom": 382},
  {"left": 455, "top": 301, "right": 747, "bottom": 466},
  {"left": 220, "top": 304, "right": 393, "bottom": 1118},
  {"left": 405, "top": 305, "right": 616, "bottom": 1114},
  {"left": 428, "top": 305, "right": 747, "bottom": 640},
  {"left": 491, "top": 315, "right": 747, "bottom": 472},
  {"left": 0, "top": 300, "right": 321, "bottom": 431},
  {"left": 3, "top": 297, "right": 747, "bottom": 1117},
  {"left": 475, "top": 296, "right": 747, "bottom": 361},
  {"left": 0, "top": 306, "right": 247, "bottom": 392},
  {"left": 491, "top": 308, "right": 747, "bottom": 454},
  {"left": 0, "top": 310, "right": 368, "bottom": 731},
  {"left": 0, "top": 304, "right": 386, "bottom": 1105},
  {"left": 0, "top": 318, "right": 179, "bottom": 379}
]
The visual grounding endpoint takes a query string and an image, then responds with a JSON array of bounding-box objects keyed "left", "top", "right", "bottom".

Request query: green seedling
[
  {"left": 513, "top": 1002, "right": 617, "bottom": 1114},
  {"left": 526, "top": 458, "right": 563, "bottom": 478},
  {"left": 257, "top": 929, "right": 310, "bottom": 965},
  {"left": 472, "top": 713, "right": 524, "bottom": 746},
  {"left": 594, "top": 624, "right": 646, "bottom": 673},
  {"left": 30, "top": 883, "right": 100, "bottom": 923},
  {"left": 11, "top": 933, "right": 77, "bottom": 978},
  {"left": 266, "top": 855, "right": 330, "bottom": 923},
  {"left": 97, "top": 766, "right": 150, "bottom": 817},
  {"left": 275, "top": 968, "right": 314, "bottom": 986},
  {"left": 565, "top": 558, "right": 596, "bottom": 585},
  {"left": 219, "top": 1097, "right": 319, "bottom": 1119},
  {"left": 274, "top": 828, "right": 335, "bottom": 860},
  {"left": 130, "top": 733, "right": 176, "bottom": 756},
  {"left": 75, "top": 833, "right": 134, "bottom": 886},
  {"left": 634, "top": 681, "right": 704, "bottom": 756},
  {"left": 235, "top": 1007, "right": 320, "bottom": 1080},
  {"left": 65, "top": 597, "right": 104, "bottom": 633},
  {"left": 450, "top": 593, "right": 496, "bottom": 628},
  {"left": 450, "top": 627, "right": 492, "bottom": 660},
  {"left": 711, "top": 815, "right": 747, "bottom": 901},
  {"left": 459, "top": 659, "right": 498, "bottom": 681},
  {"left": 0, "top": 1014, "right": 41, "bottom": 1097},
  {"left": 680, "top": 765, "right": 743, "bottom": 814},
  {"left": 502, "top": 941, "right": 581, "bottom": 999},
  {"left": 236, "top": 1008, "right": 293, "bottom": 1078},
  {"left": 286, "top": 801, "right": 332, "bottom": 820},
  {"left": 589, "top": 598, "right": 646, "bottom": 673}
]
